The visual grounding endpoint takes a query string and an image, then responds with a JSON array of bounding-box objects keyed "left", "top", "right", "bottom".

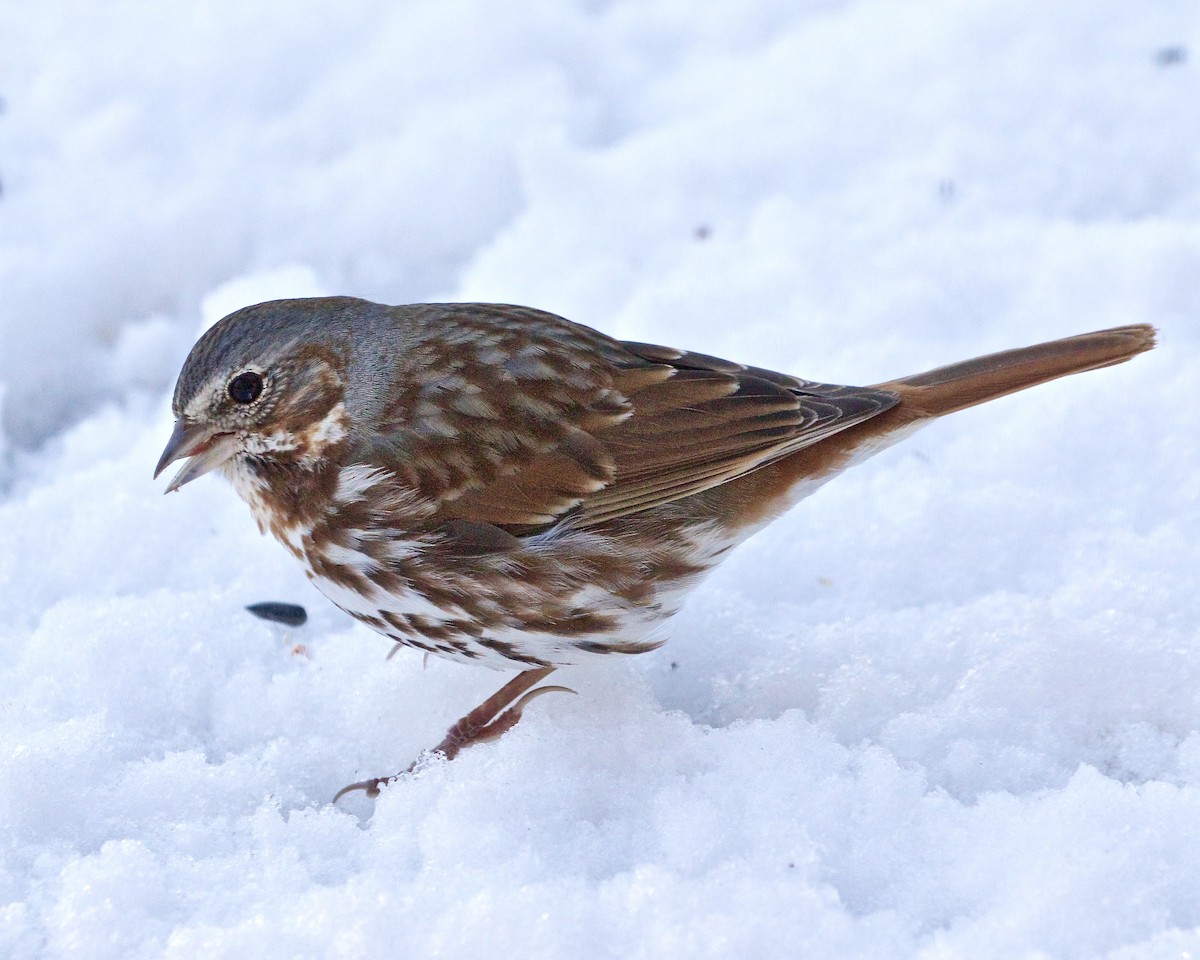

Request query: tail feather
[{"left": 877, "top": 324, "right": 1157, "bottom": 419}]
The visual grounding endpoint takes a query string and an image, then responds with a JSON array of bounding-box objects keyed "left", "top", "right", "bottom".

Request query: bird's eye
[{"left": 228, "top": 371, "right": 265, "bottom": 404}]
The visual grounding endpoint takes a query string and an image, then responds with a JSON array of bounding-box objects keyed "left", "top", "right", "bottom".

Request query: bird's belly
[
  {"left": 289, "top": 514, "right": 729, "bottom": 669},
  {"left": 305, "top": 564, "right": 679, "bottom": 669}
]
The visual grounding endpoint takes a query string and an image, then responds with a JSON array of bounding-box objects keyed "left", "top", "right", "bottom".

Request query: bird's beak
[{"left": 154, "top": 419, "right": 239, "bottom": 494}]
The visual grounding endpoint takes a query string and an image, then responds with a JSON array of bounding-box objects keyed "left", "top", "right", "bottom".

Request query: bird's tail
[{"left": 877, "top": 324, "right": 1156, "bottom": 419}]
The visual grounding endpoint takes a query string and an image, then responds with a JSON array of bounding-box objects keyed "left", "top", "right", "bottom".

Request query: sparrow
[{"left": 155, "top": 298, "right": 1155, "bottom": 796}]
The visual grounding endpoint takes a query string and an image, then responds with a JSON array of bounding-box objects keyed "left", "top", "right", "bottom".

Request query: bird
[{"left": 155, "top": 298, "right": 1155, "bottom": 797}]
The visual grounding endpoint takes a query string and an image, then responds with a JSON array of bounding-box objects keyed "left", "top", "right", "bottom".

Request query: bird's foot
[{"left": 333, "top": 666, "right": 573, "bottom": 802}]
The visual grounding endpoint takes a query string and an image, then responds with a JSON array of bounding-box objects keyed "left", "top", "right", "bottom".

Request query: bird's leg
[{"left": 334, "top": 666, "right": 573, "bottom": 801}]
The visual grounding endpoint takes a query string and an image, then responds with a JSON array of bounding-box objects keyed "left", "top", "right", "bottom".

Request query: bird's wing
[
  {"left": 574, "top": 341, "right": 899, "bottom": 529},
  {"left": 368, "top": 304, "right": 898, "bottom": 536}
]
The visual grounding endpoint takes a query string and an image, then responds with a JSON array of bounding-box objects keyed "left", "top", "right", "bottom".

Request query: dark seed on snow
[{"left": 246, "top": 602, "right": 308, "bottom": 627}]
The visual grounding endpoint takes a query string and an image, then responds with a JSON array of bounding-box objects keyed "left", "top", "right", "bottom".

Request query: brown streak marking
[{"left": 476, "top": 636, "right": 549, "bottom": 666}]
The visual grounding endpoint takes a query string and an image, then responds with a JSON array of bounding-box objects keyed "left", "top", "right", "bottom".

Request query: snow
[{"left": 1, "top": 1, "right": 1198, "bottom": 957}]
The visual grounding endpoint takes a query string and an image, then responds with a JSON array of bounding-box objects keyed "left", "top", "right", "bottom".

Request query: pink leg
[{"left": 334, "top": 666, "right": 572, "bottom": 801}]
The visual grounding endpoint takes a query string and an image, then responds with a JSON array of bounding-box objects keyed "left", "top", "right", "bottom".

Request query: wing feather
[{"left": 369, "top": 304, "right": 899, "bottom": 537}]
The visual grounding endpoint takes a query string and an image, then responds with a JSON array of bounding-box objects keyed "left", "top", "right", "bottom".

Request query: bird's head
[{"left": 154, "top": 298, "right": 367, "bottom": 493}]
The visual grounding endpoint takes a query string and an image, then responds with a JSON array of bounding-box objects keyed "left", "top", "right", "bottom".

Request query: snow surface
[{"left": 2, "top": 2, "right": 1199, "bottom": 957}]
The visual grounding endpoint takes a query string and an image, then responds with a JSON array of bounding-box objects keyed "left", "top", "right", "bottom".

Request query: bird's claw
[
  {"left": 466, "top": 684, "right": 577, "bottom": 745},
  {"left": 332, "top": 776, "right": 391, "bottom": 802}
]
